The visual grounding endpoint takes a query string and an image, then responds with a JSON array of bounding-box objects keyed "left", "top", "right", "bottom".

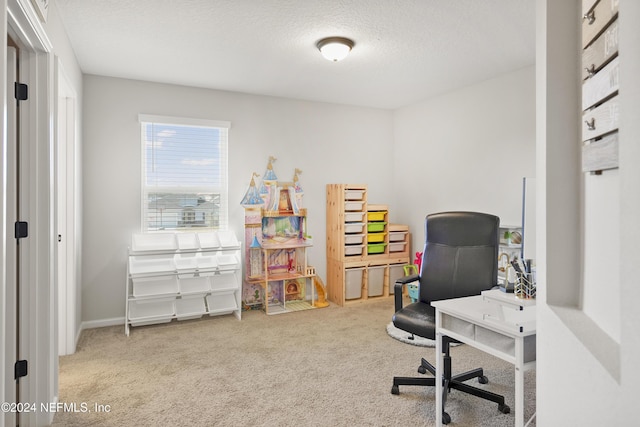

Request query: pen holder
[{"left": 515, "top": 271, "right": 536, "bottom": 299}]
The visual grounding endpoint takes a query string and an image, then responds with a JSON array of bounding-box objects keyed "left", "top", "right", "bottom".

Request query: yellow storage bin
[
  {"left": 367, "top": 233, "right": 386, "bottom": 243},
  {"left": 367, "top": 211, "right": 387, "bottom": 222}
]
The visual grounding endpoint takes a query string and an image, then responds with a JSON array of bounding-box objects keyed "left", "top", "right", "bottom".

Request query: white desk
[{"left": 433, "top": 289, "right": 536, "bottom": 427}]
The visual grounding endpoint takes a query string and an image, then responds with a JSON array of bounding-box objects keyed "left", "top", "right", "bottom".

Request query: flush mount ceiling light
[{"left": 316, "top": 37, "right": 355, "bottom": 62}]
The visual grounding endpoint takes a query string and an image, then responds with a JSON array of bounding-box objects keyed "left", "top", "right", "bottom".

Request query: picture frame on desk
[{"left": 30, "top": 0, "right": 49, "bottom": 23}]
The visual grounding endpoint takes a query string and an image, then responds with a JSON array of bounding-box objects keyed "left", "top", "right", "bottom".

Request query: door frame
[
  {"left": 4, "top": 1, "right": 56, "bottom": 426},
  {"left": 3, "top": 41, "right": 18, "bottom": 427},
  {"left": 55, "top": 57, "right": 78, "bottom": 356}
]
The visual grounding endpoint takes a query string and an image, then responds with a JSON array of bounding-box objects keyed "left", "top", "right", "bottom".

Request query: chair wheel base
[
  {"left": 391, "top": 385, "right": 399, "bottom": 395},
  {"left": 478, "top": 375, "right": 488, "bottom": 384},
  {"left": 442, "top": 412, "right": 451, "bottom": 424},
  {"left": 498, "top": 404, "right": 510, "bottom": 414}
]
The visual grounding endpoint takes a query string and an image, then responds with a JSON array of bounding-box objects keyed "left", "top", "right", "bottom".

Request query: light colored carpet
[{"left": 54, "top": 298, "right": 535, "bottom": 426}]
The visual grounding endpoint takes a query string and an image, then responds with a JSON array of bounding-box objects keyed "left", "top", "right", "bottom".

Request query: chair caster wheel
[
  {"left": 498, "top": 404, "right": 511, "bottom": 414},
  {"left": 391, "top": 385, "right": 399, "bottom": 395},
  {"left": 418, "top": 366, "right": 427, "bottom": 374},
  {"left": 442, "top": 412, "right": 451, "bottom": 424},
  {"left": 478, "top": 375, "right": 489, "bottom": 384}
]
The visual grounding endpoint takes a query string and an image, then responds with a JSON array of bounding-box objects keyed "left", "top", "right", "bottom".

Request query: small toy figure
[{"left": 414, "top": 251, "right": 423, "bottom": 273}]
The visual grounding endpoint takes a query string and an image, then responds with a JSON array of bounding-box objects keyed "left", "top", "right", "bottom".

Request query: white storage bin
[
  {"left": 175, "top": 296, "right": 206, "bottom": 320},
  {"left": 176, "top": 233, "right": 199, "bottom": 250},
  {"left": 344, "top": 222, "right": 365, "bottom": 234},
  {"left": 129, "top": 256, "right": 175, "bottom": 275},
  {"left": 367, "top": 266, "right": 385, "bottom": 297},
  {"left": 132, "top": 275, "right": 179, "bottom": 297},
  {"left": 344, "top": 201, "right": 365, "bottom": 211},
  {"left": 178, "top": 276, "right": 210, "bottom": 294},
  {"left": 210, "top": 271, "right": 238, "bottom": 292},
  {"left": 344, "top": 189, "right": 365, "bottom": 200},
  {"left": 218, "top": 231, "right": 240, "bottom": 248},
  {"left": 197, "top": 232, "right": 220, "bottom": 249},
  {"left": 217, "top": 253, "right": 239, "bottom": 270},
  {"left": 389, "top": 242, "right": 407, "bottom": 252},
  {"left": 345, "top": 268, "right": 364, "bottom": 300},
  {"left": 345, "top": 211, "right": 365, "bottom": 222},
  {"left": 174, "top": 254, "right": 198, "bottom": 272},
  {"left": 131, "top": 233, "right": 178, "bottom": 252},
  {"left": 196, "top": 255, "right": 218, "bottom": 272},
  {"left": 389, "top": 231, "right": 408, "bottom": 242},
  {"left": 344, "top": 234, "right": 365, "bottom": 245},
  {"left": 207, "top": 292, "right": 238, "bottom": 315},
  {"left": 128, "top": 298, "right": 175, "bottom": 326},
  {"left": 344, "top": 245, "right": 364, "bottom": 256},
  {"left": 388, "top": 264, "right": 406, "bottom": 295}
]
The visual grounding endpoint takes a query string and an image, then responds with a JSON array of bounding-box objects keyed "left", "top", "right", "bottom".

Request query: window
[{"left": 139, "top": 115, "right": 230, "bottom": 232}]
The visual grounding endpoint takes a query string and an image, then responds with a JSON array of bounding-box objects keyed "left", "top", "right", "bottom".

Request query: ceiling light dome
[{"left": 317, "top": 37, "right": 355, "bottom": 62}]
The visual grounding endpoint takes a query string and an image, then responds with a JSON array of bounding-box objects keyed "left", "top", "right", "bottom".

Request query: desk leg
[
  {"left": 435, "top": 309, "right": 443, "bottom": 427},
  {"left": 515, "top": 336, "right": 524, "bottom": 427}
]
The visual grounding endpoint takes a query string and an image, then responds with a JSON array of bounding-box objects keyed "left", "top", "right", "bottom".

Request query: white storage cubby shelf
[{"left": 125, "top": 231, "right": 242, "bottom": 335}]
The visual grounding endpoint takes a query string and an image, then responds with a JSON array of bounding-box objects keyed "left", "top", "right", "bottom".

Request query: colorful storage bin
[
  {"left": 367, "top": 233, "right": 386, "bottom": 243},
  {"left": 367, "top": 243, "right": 387, "bottom": 254},
  {"left": 367, "top": 222, "right": 387, "bottom": 233},
  {"left": 367, "top": 211, "right": 386, "bottom": 222}
]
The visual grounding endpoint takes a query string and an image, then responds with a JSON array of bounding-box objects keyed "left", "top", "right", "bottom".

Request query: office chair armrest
[{"left": 394, "top": 274, "right": 420, "bottom": 312}]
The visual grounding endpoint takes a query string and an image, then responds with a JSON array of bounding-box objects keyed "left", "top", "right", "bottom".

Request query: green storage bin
[
  {"left": 367, "top": 243, "right": 387, "bottom": 254},
  {"left": 367, "top": 222, "right": 387, "bottom": 233}
]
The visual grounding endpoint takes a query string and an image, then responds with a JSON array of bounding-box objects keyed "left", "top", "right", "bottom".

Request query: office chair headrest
[{"left": 425, "top": 211, "right": 499, "bottom": 247}]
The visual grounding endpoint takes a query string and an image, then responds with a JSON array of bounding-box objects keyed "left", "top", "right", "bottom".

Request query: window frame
[{"left": 138, "top": 114, "right": 231, "bottom": 233}]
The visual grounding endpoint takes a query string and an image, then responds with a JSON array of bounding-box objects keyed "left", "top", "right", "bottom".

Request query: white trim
[
  {"left": 6, "top": 2, "right": 56, "bottom": 426},
  {"left": 8, "top": 0, "right": 52, "bottom": 51},
  {"left": 138, "top": 114, "right": 231, "bottom": 129},
  {"left": 81, "top": 317, "right": 126, "bottom": 331}
]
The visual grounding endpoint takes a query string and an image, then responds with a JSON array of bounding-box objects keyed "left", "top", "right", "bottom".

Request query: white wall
[
  {"left": 81, "top": 75, "right": 394, "bottom": 322},
  {"left": 392, "top": 66, "right": 536, "bottom": 253},
  {"left": 619, "top": 1, "right": 640, "bottom": 422},
  {"left": 536, "top": 0, "right": 640, "bottom": 425},
  {"left": 45, "top": 0, "right": 84, "bottom": 347}
]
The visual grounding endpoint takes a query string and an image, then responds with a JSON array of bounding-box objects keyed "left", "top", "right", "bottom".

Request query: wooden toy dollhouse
[{"left": 241, "top": 157, "right": 328, "bottom": 314}]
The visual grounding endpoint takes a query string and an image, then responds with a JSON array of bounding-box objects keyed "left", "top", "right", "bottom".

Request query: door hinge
[
  {"left": 15, "top": 360, "right": 28, "bottom": 380},
  {"left": 15, "top": 221, "right": 28, "bottom": 239},
  {"left": 15, "top": 82, "right": 28, "bottom": 101}
]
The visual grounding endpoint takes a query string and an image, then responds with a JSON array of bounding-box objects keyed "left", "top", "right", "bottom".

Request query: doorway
[
  {"left": 4, "top": 1, "right": 58, "bottom": 424},
  {"left": 56, "top": 59, "right": 78, "bottom": 357}
]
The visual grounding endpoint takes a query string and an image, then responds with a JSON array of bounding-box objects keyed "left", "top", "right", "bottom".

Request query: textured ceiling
[{"left": 55, "top": 0, "right": 535, "bottom": 109}]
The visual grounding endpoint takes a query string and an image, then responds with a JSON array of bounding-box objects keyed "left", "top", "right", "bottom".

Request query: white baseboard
[{"left": 81, "top": 317, "right": 125, "bottom": 331}]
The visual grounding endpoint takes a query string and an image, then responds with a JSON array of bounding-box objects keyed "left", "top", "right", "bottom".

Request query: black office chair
[{"left": 391, "top": 211, "right": 509, "bottom": 424}]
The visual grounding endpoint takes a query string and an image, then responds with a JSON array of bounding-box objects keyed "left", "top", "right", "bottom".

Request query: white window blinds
[{"left": 139, "top": 115, "right": 230, "bottom": 232}]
